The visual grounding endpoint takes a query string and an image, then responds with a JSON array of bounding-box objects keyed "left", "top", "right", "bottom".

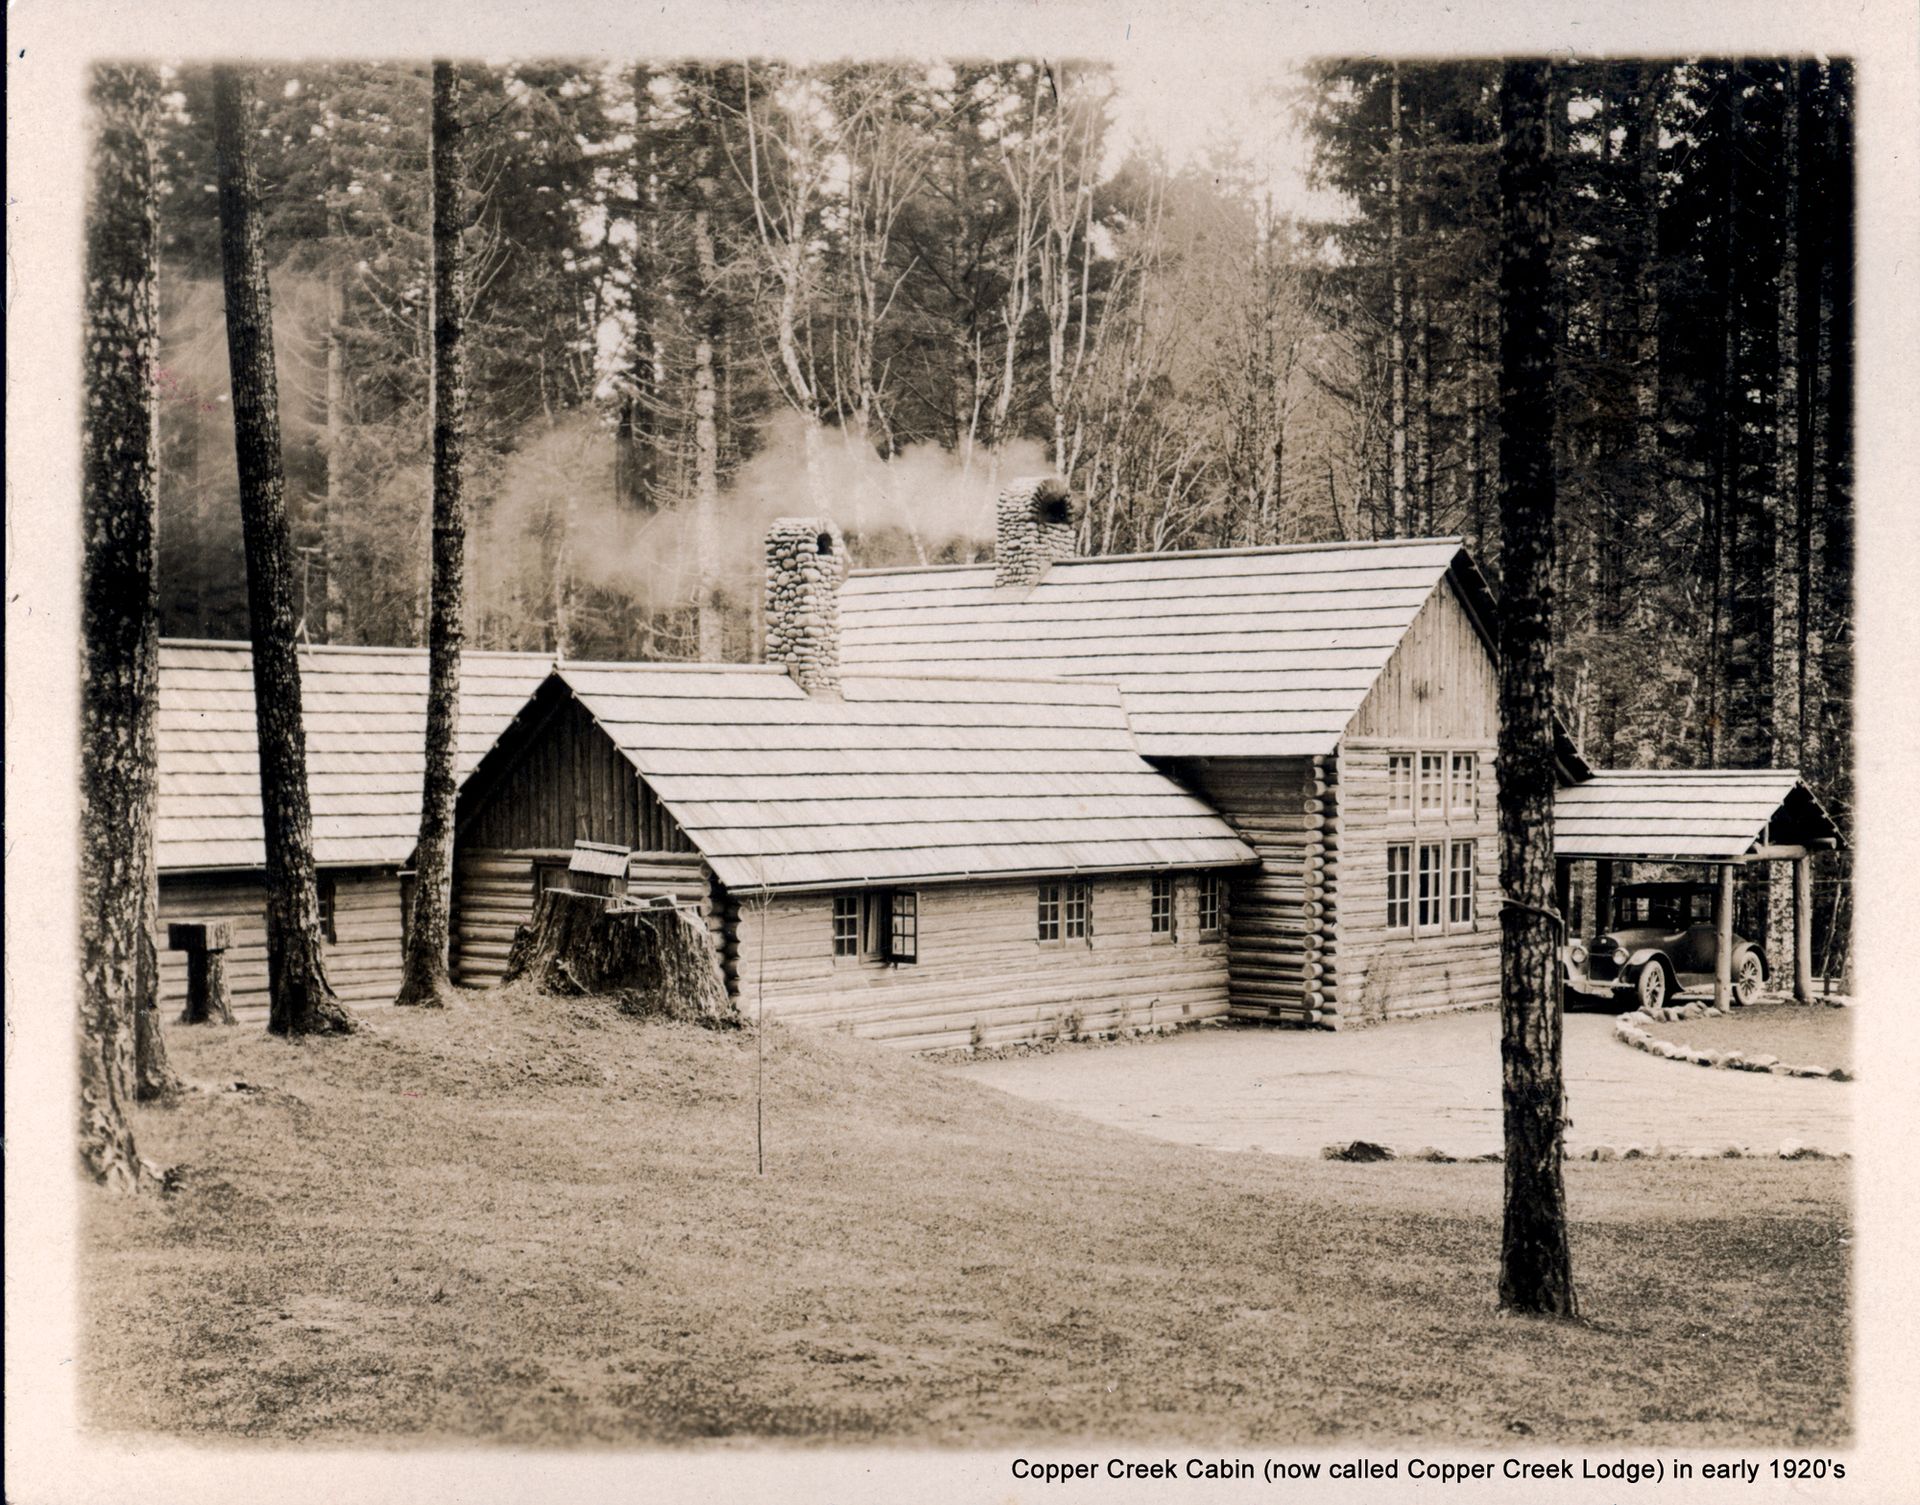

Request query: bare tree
[
  {"left": 81, "top": 63, "right": 175, "bottom": 1186},
  {"left": 396, "top": 60, "right": 469, "bottom": 1008},
  {"left": 1495, "top": 56, "right": 1575, "bottom": 1317},
  {"left": 212, "top": 65, "right": 355, "bottom": 1036}
]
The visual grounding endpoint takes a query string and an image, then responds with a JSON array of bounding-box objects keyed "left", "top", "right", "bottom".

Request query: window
[
  {"left": 888, "top": 891, "right": 918, "bottom": 963},
  {"left": 832, "top": 893, "right": 860, "bottom": 957},
  {"left": 1419, "top": 753, "right": 1447, "bottom": 813},
  {"left": 1150, "top": 875, "right": 1176, "bottom": 939},
  {"left": 1198, "top": 875, "right": 1227, "bottom": 938},
  {"left": 1388, "top": 754, "right": 1413, "bottom": 813},
  {"left": 317, "top": 873, "right": 338, "bottom": 944},
  {"left": 1417, "top": 842, "right": 1445, "bottom": 932},
  {"left": 1449, "top": 753, "right": 1477, "bottom": 813},
  {"left": 1386, "top": 844, "right": 1412, "bottom": 930},
  {"left": 1039, "top": 882, "right": 1090, "bottom": 943},
  {"left": 1064, "top": 882, "right": 1091, "bottom": 940},
  {"left": 832, "top": 889, "right": 915, "bottom": 963},
  {"left": 1448, "top": 840, "right": 1476, "bottom": 926},
  {"left": 1037, "top": 883, "right": 1062, "bottom": 942}
]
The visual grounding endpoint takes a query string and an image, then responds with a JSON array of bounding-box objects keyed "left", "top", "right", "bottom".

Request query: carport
[{"left": 1553, "top": 770, "right": 1843, "bottom": 1008}]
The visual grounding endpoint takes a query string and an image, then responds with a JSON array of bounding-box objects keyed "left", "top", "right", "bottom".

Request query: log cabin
[
  {"left": 445, "top": 520, "right": 1256, "bottom": 1048},
  {"left": 155, "top": 641, "right": 551, "bottom": 1021}
]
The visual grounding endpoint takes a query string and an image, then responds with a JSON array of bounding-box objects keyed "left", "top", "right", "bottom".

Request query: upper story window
[
  {"left": 1418, "top": 752, "right": 1447, "bottom": 813},
  {"left": 1150, "top": 874, "right": 1176, "bottom": 939},
  {"left": 1449, "top": 752, "right": 1477, "bottom": 813},
  {"left": 1388, "top": 754, "right": 1413, "bottom": 813}
]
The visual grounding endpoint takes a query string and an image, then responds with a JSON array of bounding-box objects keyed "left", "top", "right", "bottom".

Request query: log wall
[
  {"left": 1169, "top": 758, "right": 1329, "bottom": 1025},
  {"left": 157, "top": 867, "right": 404, "bottom": 1021},
  {"left": 727, "top": 872, "right": 1231, "bottom": 1050},
  {"left": 1329, "top": 588, "right": 1501, "bottom": 1025}
]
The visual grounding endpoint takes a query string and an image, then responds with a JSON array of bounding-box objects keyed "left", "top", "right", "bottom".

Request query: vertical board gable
[{"left": 1341, "top": 580, "right": 1498, "bottom": 745}]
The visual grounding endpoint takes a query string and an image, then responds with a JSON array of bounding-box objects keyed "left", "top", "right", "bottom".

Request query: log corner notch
[{"left": 502, "top": 888, "right": 736, "bottom": 1027}]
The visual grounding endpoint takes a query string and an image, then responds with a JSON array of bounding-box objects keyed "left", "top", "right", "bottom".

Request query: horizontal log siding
[
  {"left": 1173, "top": 757, "right": 1328, "bottom": 1025},
  {"left": 728, "top": 873, "right": 1230, "bottom": 1050},
  {"left": 450, "top": 848, "right": 714, "bottom": 987},
  {"left": 1333, "top": 741, "right": 1500, "bottom": 1023},
  {"left": 157, "top": 868, "right": 404, "bottom": 1020}
]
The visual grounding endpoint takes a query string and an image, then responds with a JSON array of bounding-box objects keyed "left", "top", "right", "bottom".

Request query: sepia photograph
[{"left": 8, "top": 2, "right": 1919, "bottom": 1501}]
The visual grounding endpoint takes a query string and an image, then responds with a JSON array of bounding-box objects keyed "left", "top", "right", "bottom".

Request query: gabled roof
[
  {"left": 534, "top": 663, "right": 1256, "bottom": 892},
  {"left": 839, "top": 537, "right": 1486, "bottom": 757},
  {"left": 1553, "top": 769, "right": 1843, "bottom": 862},
  {"left": 158, "top": 640, "right": 553, "bottom": 871}
]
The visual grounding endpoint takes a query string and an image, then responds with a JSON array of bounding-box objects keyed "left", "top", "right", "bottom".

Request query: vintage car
[{"left": 1563, "top": 881, "right": 1768, "bottom": 1011}]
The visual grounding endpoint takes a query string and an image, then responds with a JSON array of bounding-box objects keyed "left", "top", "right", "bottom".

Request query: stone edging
[
  {"left": 1612, "top": 1008, "right": 1852, "bottom": 1081},
  {"left": 1320, "top": 1139, "right": 1848, "bottom": 1164}
]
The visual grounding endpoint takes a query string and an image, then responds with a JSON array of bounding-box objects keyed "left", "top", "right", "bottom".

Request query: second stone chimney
[
  {"left": 994, "top": 475, "right": 1076, "bottom": 589},
  {"left": 764, "top": 516, "right": 846, "bottom": 695}
]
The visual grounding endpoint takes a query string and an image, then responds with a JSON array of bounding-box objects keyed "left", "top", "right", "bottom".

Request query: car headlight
[
  {"left": 1569, "top": 940, "right": 1588, "bottom": 966},
  {"left": 1612, "top": 947, "right": 1629, "bottom": 966}
]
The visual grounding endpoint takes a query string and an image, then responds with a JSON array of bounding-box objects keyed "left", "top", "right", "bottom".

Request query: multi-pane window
[
  {"left": 1417, "top": 842, "right": 1445, "bottom": 931},
  {"left": 832, "top": 893, "right": 860, "bottom": 957},
  {"left": 1150, "top": 875, "right": 1176, "bottom": 939},
  {"left": 1037, "top": 883, "right": 1062, "bottom": 942},
  {"left": 1388, "top": 754, "right": 1413, "bottom": 813},
  {"left": 1448, "top": 840, "right": 1476, "bottom": 926},
  {"left": 1449, "top": 752, "right": 1477, "bottom": 813},
  {"left": 1418, "top": 752, "right": 1447, "bottom": 813},
  {"left": 1064, "top": 882, "right": 1091, "bottom": 940},
  {"left": 1386, "top": 844, "right": 1412, "bottom": 930},
  {"left": 832, "top": 889, "right": 915, "bottom": 963},
  {"left": 889, "top": 891, "right": 918, "bottom": 963},
  {"left": 1198, "top": 875, "right": 1227, "bottom": 937},
  {"left": 317, "top": 873, "right": 338, "bottom": 944}
]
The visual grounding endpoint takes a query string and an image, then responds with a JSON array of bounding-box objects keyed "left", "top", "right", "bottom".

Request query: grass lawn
[
  {"left": 82, "top": 988, "right": 1851, "bottom": 1449},
  {"left": 1664, "top": 1001, "right": 1854, "bottom": 1072}
]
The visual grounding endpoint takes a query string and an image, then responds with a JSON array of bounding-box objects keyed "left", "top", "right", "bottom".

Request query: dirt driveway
[{"left": 955, "top": 1009, "right": 1851, "bottom": 1159}]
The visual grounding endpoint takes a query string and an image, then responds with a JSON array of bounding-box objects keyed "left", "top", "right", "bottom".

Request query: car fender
[
  {"left": 1622, "top": 949, "right": 1673, "bottom": 982},
  {"left": 1730, "top": 942, "right": 1767, "bottom": 979}
]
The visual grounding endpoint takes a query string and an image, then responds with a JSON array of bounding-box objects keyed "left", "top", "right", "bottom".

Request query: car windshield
[{"left": 1611, "top": 891, "right": 1703, "bottom": 929}]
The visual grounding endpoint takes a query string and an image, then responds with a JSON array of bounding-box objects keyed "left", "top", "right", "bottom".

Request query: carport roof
[{"left": 1553, "top": 769, "right": 1842, "bottom": 862}]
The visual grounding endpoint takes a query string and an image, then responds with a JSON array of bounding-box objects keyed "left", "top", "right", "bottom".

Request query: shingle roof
[
  {"left": 839, "top": 538, "right": 1482, "bottom": 756},
  {"left": 547, "top": 664, "right": 1257, "bottom": 892},
  {"left": 1554, "top": 769, "right": 1843, "bottom": 861},
  {"left": 158, "top": 640, "right": 554, "bottom": 871}
]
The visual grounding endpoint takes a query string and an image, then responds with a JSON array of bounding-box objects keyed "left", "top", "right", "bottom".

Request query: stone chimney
[
  {"left": 994, "top": 475, "right": 1075, "bottom": 589},
  {"left": 764, "top": 517, "right": 846, "bottom": 695}
]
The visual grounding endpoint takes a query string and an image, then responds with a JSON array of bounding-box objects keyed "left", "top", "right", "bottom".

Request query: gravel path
[{"left": 955, "top": 1009, "right": 1851, "bottom": 1159}]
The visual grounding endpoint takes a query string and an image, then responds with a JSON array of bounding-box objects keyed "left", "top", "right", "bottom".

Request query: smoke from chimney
[
  {"left": 994, "top": 475, "right": 1075, "bottom": 589},
  {"left": 764, "top": 517, "right": 846, "bottom": 695}
]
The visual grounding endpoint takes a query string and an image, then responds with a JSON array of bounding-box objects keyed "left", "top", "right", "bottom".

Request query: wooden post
[
  {"left": 1554, "top": 859, "right": 1572, "bottom": 934},
  {"left": 1793, "top": 855, "right": 1814, "bottom": 1003},
  {"left": 169, "top": 919, "right": 235, "bottom": 1025},
  {"left": 1592, "top": 860, "right": 1615, "bottom": 939},
  {"left": 1713, "top": 864, "right": 1736, "bottom": 1010}
]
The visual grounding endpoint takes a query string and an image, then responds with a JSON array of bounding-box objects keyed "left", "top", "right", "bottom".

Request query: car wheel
[
  {"left": 1635, "top": 961, "right": 1667, "bottom": 1012},
  {"left": 1734, "top": 952, "right": 1765, "bottom": 1006}
]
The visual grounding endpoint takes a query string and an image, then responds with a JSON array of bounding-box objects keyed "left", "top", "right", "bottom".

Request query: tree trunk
[
  {"left": 81, "top": 63, "right": 174, "bottom": 1186},
  {"left": 1387, "top": 64, "right": 1408, "bottom": 538},
  {"left": 504, "top": 889, "right": 735, "bottom": 1025},
  {"left": 212, "top": 66, "right": 355, "bottom": 1037},
  {"left": 322, "top": 266, "right": 346, "bottom": 642},
  {"left": 1625, "top": 63, "right": 1665, "bottom": 765},
  {"left": 397, "top": 61, "right": 468, "bottom": 1008},
  {"left": 1767, "top": 63, "right": 1801, "bottom": 981},
  {"left": 691, "top": 201, "right": 722, "bottom": 662},
  {"left": 1495, "top": 58, "right": 1576, "bottom": 1319}
]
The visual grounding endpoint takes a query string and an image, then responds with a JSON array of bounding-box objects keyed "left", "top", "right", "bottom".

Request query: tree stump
[
  {"left": 169, "top": 920, "right": 235, "bottom": 1025},
  {"left": 503, "top": 889, "right": 735, "bottom": 1026}
]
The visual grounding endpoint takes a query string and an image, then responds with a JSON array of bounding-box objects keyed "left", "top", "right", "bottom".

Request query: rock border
[
  {"left": 1319, "top": 1138, "right": 1849, "bottom": 1164},
  {"left": 1612, "top": 1007, "right": 1852, "bottom": 1082}
]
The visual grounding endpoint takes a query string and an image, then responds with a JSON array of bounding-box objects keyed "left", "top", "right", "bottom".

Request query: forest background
[{"left": 145, "top": 55, "right": 1856, "bottom": 967}]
